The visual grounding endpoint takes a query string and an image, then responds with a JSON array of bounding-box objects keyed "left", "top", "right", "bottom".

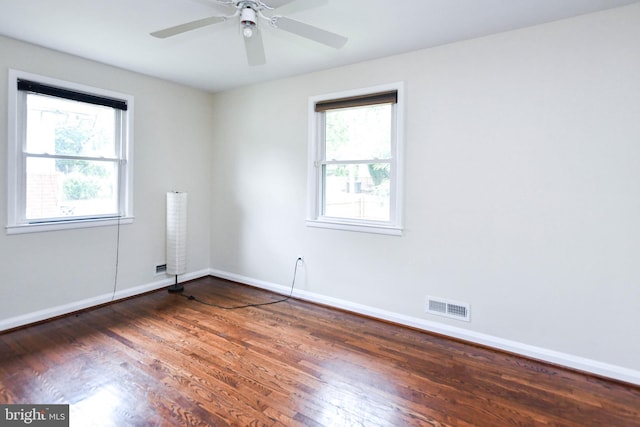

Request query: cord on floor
[{"left": 180, "top": 257, "right": 302, "bottom": 309}]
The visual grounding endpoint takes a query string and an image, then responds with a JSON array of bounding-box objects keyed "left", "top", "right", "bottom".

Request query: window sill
[
  {"left": 306, "top": 219, "right": 403, "bottom": 236},
  {"left": 6, "top": 216, "right": 134, "bottom": 235}
]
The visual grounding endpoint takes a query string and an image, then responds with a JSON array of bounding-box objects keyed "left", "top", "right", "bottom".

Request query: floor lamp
[{"left": 167, "top": 191, "right": 187, "bottom": 293}]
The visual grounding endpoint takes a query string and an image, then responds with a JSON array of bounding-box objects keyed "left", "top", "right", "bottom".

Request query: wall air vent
[
  {"left": 426, "top": 296, "right": 470, "bottom": 322},
  {"left": 155, "top": 264, "right": 167, "bottom": 275}
]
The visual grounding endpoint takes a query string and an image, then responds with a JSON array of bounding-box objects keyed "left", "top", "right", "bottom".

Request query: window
[
  {"left": 307, "top": 83, "right": 404, "bottom": 235},
  {"left": 7, "top": 70, "right": 133, "bottom": 234}
]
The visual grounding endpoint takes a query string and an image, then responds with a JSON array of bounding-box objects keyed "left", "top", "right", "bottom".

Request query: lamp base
[
  {"left": 167, "top": 283, "right": 184, "bottom": 293},
  {"left": 167, "top": 275, "right": 184, "bottom": 293}
]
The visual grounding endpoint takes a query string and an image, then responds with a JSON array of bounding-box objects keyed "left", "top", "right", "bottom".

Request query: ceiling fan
[{"left": 151, "top": 0, "right": 348, "bottom": 66}]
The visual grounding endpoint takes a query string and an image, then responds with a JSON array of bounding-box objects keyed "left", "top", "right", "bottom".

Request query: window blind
[
  {"left": 314, "top": 90, "right": 397, "bottom": 112},
  {"left": 17, "top": 79, "right": 128, "bottom": 111}
]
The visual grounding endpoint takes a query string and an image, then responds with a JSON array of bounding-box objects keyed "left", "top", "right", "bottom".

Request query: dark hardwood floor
[{"left": 1, "top": 276, "right": 639, "bottom": 426}]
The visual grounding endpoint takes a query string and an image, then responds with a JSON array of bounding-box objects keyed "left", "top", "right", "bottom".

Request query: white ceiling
[{"left": 1, "top": 0, "right": 639, "bottom": 93}]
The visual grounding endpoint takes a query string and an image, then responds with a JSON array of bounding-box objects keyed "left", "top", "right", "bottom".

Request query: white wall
[
  {"left": 210, "top": 3, "right": 640, "bottom": 376},
  {"left": 0, "top": 36, "right": 213, "bottom": 326}
]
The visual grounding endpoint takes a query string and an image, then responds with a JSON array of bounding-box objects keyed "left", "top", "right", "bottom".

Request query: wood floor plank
[{"left": 1, "top": 276, "right": 639, "bottom": 426}]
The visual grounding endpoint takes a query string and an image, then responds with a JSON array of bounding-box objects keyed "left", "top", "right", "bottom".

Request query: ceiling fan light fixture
[{"left": 241, "top": 6, "right": 257, "bottom": 38}]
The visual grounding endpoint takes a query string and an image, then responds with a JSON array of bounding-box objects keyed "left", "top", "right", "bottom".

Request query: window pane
[
  {"left": 323, "top": 163, "right": 390, "bottom": 221},
  {"left": 25, "top": 157, "right": 118, "bottom": 220},
  {"left": 325, "top": 104, "right": 392, "bottom": 161},
  {"left": 25, "top": 93, "right": 116, "bottom": 157}
]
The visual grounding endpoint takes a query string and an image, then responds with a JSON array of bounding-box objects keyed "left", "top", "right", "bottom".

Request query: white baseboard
[
  {"left": 0, "top": 269, "right": 210, "bottom": 332},
  {"left": 209, "top": 268, "right": 640, "bottom": 386},
  {"left": 4, "top": 268, "right": 638, "bottom": 386}
]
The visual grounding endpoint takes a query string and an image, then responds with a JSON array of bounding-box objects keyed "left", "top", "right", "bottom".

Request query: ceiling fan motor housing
[{"left": 241, "top": 7, "right": 257, "bottom": 26}]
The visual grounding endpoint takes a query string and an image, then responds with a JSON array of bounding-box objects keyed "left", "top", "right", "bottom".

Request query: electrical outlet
[{"left": 155, "top": 264, "right": 167, "bottom": 275}]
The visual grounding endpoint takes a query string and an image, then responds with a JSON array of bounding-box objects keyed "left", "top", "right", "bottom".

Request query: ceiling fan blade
[
  {"left": 244, "top": 29, "right": 266, "bottom": 66},
  {"left": 272, "top": 17, "right": 347, "bottom": 49},
  {"left": 265, "top": 0, "right": 298, "bottom": 8},
  {"left": 190, "top": 0, "right": 236, "bottom": 12},
  {"left": 151, "top": 15, "right": 227, "bottom": 39},
  {"left": 269, "top": 0, "right": 327, "bottom": 14},
  {"left": 188, "top": 0, "right": 236, "bottom": 14}
]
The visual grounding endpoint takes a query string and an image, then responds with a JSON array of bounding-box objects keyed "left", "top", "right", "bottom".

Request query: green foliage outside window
[{"left": 55, "top": 125, "right": 110, "bottom": 201}]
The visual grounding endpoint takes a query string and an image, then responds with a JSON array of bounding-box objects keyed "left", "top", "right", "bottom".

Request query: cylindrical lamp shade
[{"left": 166, "top": 191, "right": 187, "bottom": 276}]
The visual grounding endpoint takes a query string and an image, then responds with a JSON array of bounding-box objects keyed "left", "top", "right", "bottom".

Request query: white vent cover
[{"left": 426, "top": 296, "right": 470, "bottom": 322}]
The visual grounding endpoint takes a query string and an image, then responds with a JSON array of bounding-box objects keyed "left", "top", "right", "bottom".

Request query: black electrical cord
[{"left": 181, "top": 257, "right": 302, "bottom": 309}]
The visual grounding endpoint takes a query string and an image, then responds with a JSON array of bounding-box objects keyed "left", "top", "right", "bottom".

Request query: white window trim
[
  {"left": 306, "top": 82, "right": 404, "bottom": 236},
  {"left": 6, "top": 69, "right": 134, "bottom": 234}
]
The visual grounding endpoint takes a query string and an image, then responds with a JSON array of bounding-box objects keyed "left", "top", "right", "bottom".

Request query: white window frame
[
  {"left": 7, "top": 69, "right": 134, "bottom": 234},
  {"left": 306, "top": 82, "right": 404, "bottom": 236}
]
